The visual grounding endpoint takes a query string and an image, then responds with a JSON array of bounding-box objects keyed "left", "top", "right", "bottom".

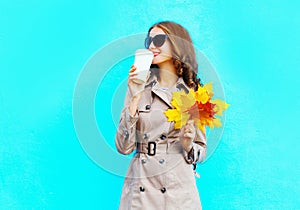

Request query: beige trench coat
[{"left": 115, "top": 75, "right": 207, "bottom": 210}]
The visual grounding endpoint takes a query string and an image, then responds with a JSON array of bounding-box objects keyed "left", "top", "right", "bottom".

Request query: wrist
[{"left": 184, "top": 143, "right": 193, "bottom": 153}]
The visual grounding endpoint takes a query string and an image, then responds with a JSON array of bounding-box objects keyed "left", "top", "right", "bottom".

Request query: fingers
[
  {"left": 129, "top": 65, "right": 136, "bottom": 73},
  {"left": 187, "top": 119, "right": 194, "bottom": 125},
  {"left": 129, "top": 71, "right": 138, "bottom": 76},
  {"left": 128, "top": 65, "right": 137, "bottom": 84},
  {"left": 182, "top": 120, "right": 196, "bottom": 139},
  {"left": 184, "top": 132, "right": 194, "bottom": 138},
  {"left": 129, "top": 72, "right": 138, "bottom": 79},
  {"left": 128, "top": 65, "right": 137, "bottom": 81},
  {"left": 185, "top": 129, "right": 193, "bottom": 134},
  {"left": 184, "top": 121, "right": 195, "bottom": 133}
]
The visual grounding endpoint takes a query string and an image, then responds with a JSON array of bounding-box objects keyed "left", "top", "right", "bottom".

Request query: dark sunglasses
[{"left": 144, "top": 34, "right": 168, "bottom": 49}]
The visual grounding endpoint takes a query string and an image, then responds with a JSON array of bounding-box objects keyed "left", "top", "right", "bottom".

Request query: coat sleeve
[
  {"left": 184, "top": 128, "right": 207, "bottom": 164},
  {"left": 115, "top": 90, "right": 139, "bottom": 155}
]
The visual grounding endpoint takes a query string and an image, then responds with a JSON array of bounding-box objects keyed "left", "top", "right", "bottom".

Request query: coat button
[
  {"left": 141, "top": 159, "right": 147, "bottom": 164},
  {"left": 145, "top": 105, "right": 151, "bottom": 110},
  {"left": 123, "top": 130, "right": 129, "bottom": 139},
  {"left": 160, "top": 134, "right": 167, "bottom": 140},
  {"left": 143, "top": 133, "right": 148, "bottom": 139},
  {"left": 159, "top": 159, "right": 165, "bottom": 164},
  {"left": 161, "top": 187, "right": 166, "bottom": 193},
  {"left": 140, "top": 187, "right": 145, "bottom": 192}
]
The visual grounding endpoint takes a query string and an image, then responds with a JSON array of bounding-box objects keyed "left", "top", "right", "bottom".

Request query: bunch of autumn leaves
[{"left": 164, "top": 83, "right": 229, "bottom": 132}]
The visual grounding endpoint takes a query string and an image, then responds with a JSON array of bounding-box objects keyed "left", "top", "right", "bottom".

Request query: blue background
[{"left": 1, "top": 0, "right": 300, "bottom": 209}]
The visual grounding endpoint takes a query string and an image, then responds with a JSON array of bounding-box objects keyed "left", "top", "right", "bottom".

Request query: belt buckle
[{"left": 147, "top": 142, "right": 156, "bottom": 156}]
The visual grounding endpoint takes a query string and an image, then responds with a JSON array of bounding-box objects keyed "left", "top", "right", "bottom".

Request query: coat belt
[{"left": 136, "top": 141, "right": 184, "bottom": 155}]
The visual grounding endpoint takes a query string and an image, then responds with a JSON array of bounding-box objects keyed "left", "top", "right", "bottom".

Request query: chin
[
  {"left": 152, "top": 57, "right": 171, "bottom": 65},
  {"left": 152, "top": 57, "right": 160, "bottom": 64}
]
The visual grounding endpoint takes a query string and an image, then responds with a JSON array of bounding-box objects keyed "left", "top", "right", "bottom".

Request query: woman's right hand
[{"left": 128, "top": 65, "right": 146, "bottom": 98}]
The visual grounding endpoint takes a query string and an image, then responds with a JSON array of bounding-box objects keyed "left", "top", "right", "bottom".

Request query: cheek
[
  {"left": 162, "top": 44, "right": 173, "bottom": 58},
  {"left": 159, "top": 48, "right": 172, "bottom": 59},
  {"left": 152, "top": 54, "right": 171, "bottom": 64},
  {"left": 151, "top": 42, "right": 173, "bottom": 64},
  {"left": 164, "top": 40, "right": 173, "bottom": 52}
]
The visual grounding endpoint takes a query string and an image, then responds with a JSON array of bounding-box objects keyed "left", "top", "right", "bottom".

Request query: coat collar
[{"left": 145, "top": 74, "right": 190, "bottom": 108}]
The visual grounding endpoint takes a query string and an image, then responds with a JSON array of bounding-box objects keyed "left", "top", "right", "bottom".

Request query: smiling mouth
[{"left": 153, "top": 52, "right": 160, "bottom": 57}]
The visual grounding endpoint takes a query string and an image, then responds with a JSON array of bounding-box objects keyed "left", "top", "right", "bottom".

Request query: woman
[{"left": 115, "top": 21, "right": 207, "bottom": 210}]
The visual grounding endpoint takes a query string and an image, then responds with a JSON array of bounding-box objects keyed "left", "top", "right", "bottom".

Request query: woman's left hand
[{"left": 179, "top": 120, "right": 196, "bottom": 152}]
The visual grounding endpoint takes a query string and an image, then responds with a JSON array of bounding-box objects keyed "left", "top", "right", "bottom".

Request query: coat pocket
[{"left": 137, "top": 102, "right": 152, "bottom": 113}]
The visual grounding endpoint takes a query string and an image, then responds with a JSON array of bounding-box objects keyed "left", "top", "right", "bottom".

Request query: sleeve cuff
[
  {"left": 184, "top": 146, "right": 194, "bottom": 164},
  {"left": 184, "top": 143, "right": 204, "bottom": 164}
]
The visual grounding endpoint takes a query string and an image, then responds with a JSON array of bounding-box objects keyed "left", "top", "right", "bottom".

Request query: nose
[{"left": 148, "top": 41, "right": 156, "bottom": 50}]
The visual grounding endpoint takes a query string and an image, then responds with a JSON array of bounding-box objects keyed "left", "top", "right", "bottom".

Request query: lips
[{"left": 153, "top": 52, "right": 160, "bottom": 57}]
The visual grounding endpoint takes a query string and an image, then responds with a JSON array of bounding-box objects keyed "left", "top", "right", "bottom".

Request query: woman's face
[{"left": 148, "top": 27, "right": 173, "bottom": 65}]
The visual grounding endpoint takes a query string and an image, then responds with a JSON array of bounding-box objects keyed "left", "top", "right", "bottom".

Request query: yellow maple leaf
[
  {"left": 164, "top": 83, "right": 229, "bottom": 131},
  {"left": 164, "top": 109, "right": 190, "bottom": 129},
  {"left": 211, "top": 99, "right": 230, "bottom": 116}
]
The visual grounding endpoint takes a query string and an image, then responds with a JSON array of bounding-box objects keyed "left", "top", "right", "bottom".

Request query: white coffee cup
[{"left": 133, "top": 49, "right": 154, "bottom": 84}]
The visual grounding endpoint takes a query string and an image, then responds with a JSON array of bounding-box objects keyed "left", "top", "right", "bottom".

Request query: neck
[{"left": 157, "top": 60, "right": 178, "bottom": 88}]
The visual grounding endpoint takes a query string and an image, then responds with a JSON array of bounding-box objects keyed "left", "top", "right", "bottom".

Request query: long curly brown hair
[{"left": 147, "top": 21, "right": 202, "bottom": 90}]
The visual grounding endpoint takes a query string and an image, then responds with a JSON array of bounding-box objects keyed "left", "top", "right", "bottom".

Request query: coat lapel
[
  {"left": 146, "top": 75, "right": 190, "bottom": 109},
  {"left": 152, "top": 84, "right": 173, "bottom": 108}
]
